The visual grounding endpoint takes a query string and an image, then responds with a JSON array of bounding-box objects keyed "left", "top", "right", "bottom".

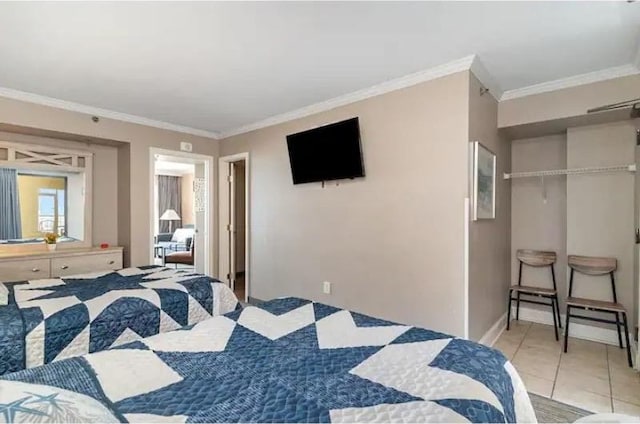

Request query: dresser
[{"left": 0, "top": 247, "right": 123, "bottom": 282}]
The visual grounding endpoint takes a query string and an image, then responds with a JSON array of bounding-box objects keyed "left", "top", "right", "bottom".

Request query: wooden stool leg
[
  {"left": 551, "top": 298, "right": 559, "bottom": 341},
  {"left": 506, "top": 290, "right": 512, "bottom": 331},
  {"left": 564, "top": 306, "right": 571, "bottom": 353},
  {"left": 622, "top": 312, "right": 633, "bottom": 367},
  {"left": 554, "top": 296, "right": 562, "bottom": 329}
]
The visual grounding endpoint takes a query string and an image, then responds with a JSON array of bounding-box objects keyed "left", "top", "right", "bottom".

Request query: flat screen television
[{"left": 286, "top": 117, "right": 365, "bottom": 185}]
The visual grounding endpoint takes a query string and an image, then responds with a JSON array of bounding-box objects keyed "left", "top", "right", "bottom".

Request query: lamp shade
[{"left": 160, "top": 209, "right": 181, "bottom": 221}]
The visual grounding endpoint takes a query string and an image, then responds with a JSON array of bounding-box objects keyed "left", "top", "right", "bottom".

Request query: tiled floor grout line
[
  {"left": 513, "top": 321, "right": 532, "bottom": 356},
  {"left": 550, "top": 341, "right": 562, "bottom": 398}
]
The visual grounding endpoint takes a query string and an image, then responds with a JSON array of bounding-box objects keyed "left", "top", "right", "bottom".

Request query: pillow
[{"left": 171, "top": 228, "right": 194, "bottom": 243}]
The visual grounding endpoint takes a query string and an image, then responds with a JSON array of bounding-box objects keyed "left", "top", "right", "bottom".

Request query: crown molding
[
  {"left": 469, "top": 56, "right": 503, "bottom": 101},
  {"left": 0, "top": 86, "right": 221, "bottom": 139},
  {"left": 219, "top": 55, "right": 476, "bottom": 139},
  {"left": 500, "top": 64, "right": 640, "bottom": 101}
]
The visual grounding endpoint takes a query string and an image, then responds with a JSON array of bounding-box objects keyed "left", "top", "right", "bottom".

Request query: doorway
[
  {"left": 149, "top": 148, "right": 214, "bottom": 275},
  {"left": 219, "top": 153, "right": 250, "bottom": 303}
]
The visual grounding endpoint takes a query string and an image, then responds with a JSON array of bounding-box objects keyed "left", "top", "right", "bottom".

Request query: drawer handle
[
  {"left": 32, "top": 268, "right": 40, "bottom": 272},
  {"left": 60, "top": 265, "right": 69, "bottom": 270},
  {"left": 108, "top": 260, "right": 115, "bottom": 265}
]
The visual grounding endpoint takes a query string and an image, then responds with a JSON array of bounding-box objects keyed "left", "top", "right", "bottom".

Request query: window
[{"left": 37, "top": 187, "right": 66, "bottom": 236}]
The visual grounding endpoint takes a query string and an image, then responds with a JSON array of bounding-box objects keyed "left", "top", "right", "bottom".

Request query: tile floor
[{"left": 493, "top": 320, "right": 640, "bottom": 415}]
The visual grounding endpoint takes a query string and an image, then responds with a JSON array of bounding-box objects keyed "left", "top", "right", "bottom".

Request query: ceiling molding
[
  {"left": 0, "top": 86, "right": 221, "bottom": 140},
  {"left": 500, "top": 64, "right": 640, "bottom": 101},
  {"left": 219, "top": 55, "right": 476, "bottom": 139},
  {"left": 469, "top": 56, "right": 503, "bottom": 101}
]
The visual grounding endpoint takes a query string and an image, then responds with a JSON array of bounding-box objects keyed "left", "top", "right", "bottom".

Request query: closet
[{"left": 510, "top": 121, "right": 638, "bottom": 347}]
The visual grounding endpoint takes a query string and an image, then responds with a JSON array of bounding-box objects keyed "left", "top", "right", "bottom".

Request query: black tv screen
[{"left": 286, "top": 117, "right": 365, "bottom": 185}]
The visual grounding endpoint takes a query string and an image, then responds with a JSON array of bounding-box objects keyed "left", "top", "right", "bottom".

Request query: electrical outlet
[{"left": 323, "top": 281, "right": 331, "bottom": 294}]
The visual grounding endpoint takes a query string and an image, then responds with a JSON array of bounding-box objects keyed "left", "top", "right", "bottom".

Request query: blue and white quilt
[
  {"left": 0, "top": 266, "right": 240, "bottom": 375},
  {"left": 0, "top": 297, "right": 536, "bottom": 423}
]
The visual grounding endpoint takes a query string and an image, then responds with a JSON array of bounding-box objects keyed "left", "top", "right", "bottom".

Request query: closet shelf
[{"left": 504, "top": 164, "right": 636, "bottom": 180}]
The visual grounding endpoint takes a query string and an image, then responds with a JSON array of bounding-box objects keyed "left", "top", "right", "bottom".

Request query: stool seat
[
  {"left": 566, "top": 297, "right": 626, "bottom": 313},
  {"left": 510, "top": 285, "right": 557, "bottom": 296}
]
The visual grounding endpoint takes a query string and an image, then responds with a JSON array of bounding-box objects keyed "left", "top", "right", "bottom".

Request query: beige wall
[
  {"left": 0, "top": 97, "right": 218, "bottom": 268},
  {"left": 511, "top": 134, "right": 567, "bottom": 310},
  {"left": 566, "top": 121, "right": 636, "bottom": 323},
  {"left": 220, "top": 71, "right": 470, "bottom": 335},
  {"left": 499, "top": 75, "right": 640, "bottom": 130},
  {"left": 181, "top": 173, "right": 195, "bottom": 226},
  {"left": 467, "top": 74, "right": 512, "bottom": 341},
  {"left": 0, "top": 131, "right": 120, "bottom": 247}
]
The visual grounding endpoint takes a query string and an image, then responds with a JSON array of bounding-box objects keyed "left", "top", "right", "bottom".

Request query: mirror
[{"left": 0, "top": 141, "right": 92, "bottom": 250}]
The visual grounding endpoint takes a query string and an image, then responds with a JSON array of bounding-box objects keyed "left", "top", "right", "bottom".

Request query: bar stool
[
  {"left": 564, "top": 255, "right": 632, "bottom": 367},
  {"left": 507, "top": 249, "right": 561, "bottom": 340}
]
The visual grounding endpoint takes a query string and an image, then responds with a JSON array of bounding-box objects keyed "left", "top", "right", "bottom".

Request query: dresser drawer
[
  {"left": 51, "top": 252, "right": 122, "bottom": 277},
  {"left": 0, "top": 259, "right": 50, "bottom": 282}
]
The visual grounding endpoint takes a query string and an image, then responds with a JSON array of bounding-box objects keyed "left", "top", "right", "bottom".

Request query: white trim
[
  {"left": 219, "top": 55, "right": 476, "bottom": 138},
  {"left": 480, "top": 312, "right": 507, "bottom": 347},
  {"left": 469, "top": 56, "right": 503, "bottom": 101},
  {"left": 500, "top": 64, "right": 640, "bottom": 101},
  {"left": 463, "top": 197, "right": 470, "bottom": 339},
  {"left": 218, "top": 153, "right": 250, "bottom": 303},
  {"left": 149, "top": 148, "right": 214, "bottom": 276},
  {"left": 0, "top": 86, "right": 221, "bottom": 139}
]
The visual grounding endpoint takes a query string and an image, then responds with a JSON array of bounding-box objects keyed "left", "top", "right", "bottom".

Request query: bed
[
  {"left": 0, "top": 297, "right": 536, "bottom": 423},
  {"left": 0, "top": 265, "right": 240, "bottom": 375}
]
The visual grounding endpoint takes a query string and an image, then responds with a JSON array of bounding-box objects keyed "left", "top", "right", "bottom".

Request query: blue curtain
[{"left": 0, "top": 169, "right": 22, "bottom": 240}]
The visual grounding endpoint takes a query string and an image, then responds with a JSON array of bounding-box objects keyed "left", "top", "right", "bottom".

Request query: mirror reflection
[{"left": 0, "top": 168, "right": 85, "bottom": 245}]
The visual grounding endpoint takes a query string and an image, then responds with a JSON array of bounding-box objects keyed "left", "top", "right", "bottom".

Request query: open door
[
  {"left": 218, "top": 154, "right": 249, "bottom": 302},
  {"left": 218, "top": 161, "right": 236, "bottom": 289},
  {"left": 228, "top": 162, "right": 237, "bottom": 290}
]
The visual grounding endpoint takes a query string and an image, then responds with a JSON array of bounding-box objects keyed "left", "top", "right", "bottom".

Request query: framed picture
[{"left": 472, "top": 141, "right": 496, "bottom": 220}]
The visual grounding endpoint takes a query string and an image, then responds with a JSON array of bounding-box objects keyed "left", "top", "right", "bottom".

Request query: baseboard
[
  {"left": 479, "top": 312, "right": 507, "bottom": 347},
  {"left": 511, "top": 305, "right": 633, "bottom": 348}
]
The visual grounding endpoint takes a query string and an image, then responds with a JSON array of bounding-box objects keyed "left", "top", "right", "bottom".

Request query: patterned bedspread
[
  {"left": 0, "top": 297, "right": 536, "bottom": 423},
  {"left": 0, "top": 266, "right": 239, "bottom": 375}
]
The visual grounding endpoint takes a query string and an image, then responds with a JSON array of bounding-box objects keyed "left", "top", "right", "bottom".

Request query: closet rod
[{"left": 504, "top": 164, "right": 636, "bottom": 180}]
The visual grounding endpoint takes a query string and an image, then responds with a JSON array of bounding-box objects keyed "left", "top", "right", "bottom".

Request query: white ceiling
[{"left": 0, "top": 2, "right": 638, "bottom": 138}]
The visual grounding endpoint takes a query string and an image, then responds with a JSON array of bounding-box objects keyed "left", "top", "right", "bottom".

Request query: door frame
[
  {"left": 218, "top": 152, "right": 250, "bottom": 303},
  {"left": 149, "top": 147, "right": 214, "bottom": 275}
]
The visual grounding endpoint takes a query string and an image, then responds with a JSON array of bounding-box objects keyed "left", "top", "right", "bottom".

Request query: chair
[
  {"left": 154, "top": 228, "right": 194, "bottom": 257},
  {"left": 507, "top": 249, "right": 561, "bottom": 340},
  {"left": 164, "top": 238, "right": 194, "bottom": 268},
  {"left": 564, "top": 255, "right": 632, "bottom": 367}
]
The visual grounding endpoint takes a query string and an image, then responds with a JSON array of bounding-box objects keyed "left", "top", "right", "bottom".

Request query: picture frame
[{"left": 471, "top": 141, "right": 496, "bottom": 221}]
